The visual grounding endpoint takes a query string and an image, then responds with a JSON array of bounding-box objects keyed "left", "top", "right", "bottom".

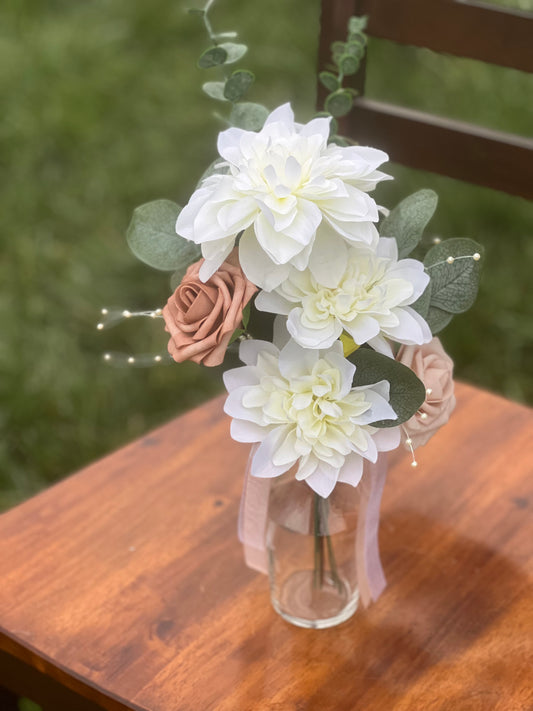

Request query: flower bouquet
[{"left": 100, "top": 8, "right": 483, "bottom": 628}]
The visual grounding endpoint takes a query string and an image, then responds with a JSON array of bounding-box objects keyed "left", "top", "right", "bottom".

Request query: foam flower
[
  {"left": 176, "top": 103, "right": 390, "bottom": 290},
  {"left": 397, "top": 338, "right": 456, "bottom": 449},
  {"left": 255, "top": 236, "right": 431, "bottom": 355},
  {"left": 223, "top": 338, "right": 400, "bottom": 497}
]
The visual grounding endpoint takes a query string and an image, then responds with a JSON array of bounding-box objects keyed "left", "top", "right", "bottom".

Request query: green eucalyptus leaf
[
  {"left": 349, "top": 348, "right": 426, "bottom": 427},
  {"left": 345, "top": 40, "right": 366, "bottom": 58},
  {"left": 127, "top": 199, "right": 201, "bottom": 272},
  {"left": 381, "top": 189, "right": 438, "bottom": 258},
  {"left": 331, "top": 41, "right": 346, "bottom": 55},
  {"left": 218, "top": 42, "right": 248, "bottom": 64},
  {"left": 229, "top": 101, "right": 269, "bottom": 130},
  {"left": 224, "top": 69, "right": 254, "bottom": 102},
  {"left": 202, "top": 81, "right": 228, "bottom": 101},
  {"left": 339, "top": 54, "right": 360, "bottom": 75},
  {"left": 319, "top": 71, "right": 340, "bottom": 92},
  {"left": 426, "top": 305, "right": 454, "bottom": 334},
  {"left": 325, "top": 89, "right": 353, "bottom": 118},
  {"left": 348, "top": 15, "right": 368, "bottom": 35},
  {"left": 410, "top": 282, "right": 432, "bottom": 319},
  {"left": 198, "top": 46, "right": 228, "bottom": 69},
  {"left": 424, "top": 238, "right": 484, "bottom": 314}
]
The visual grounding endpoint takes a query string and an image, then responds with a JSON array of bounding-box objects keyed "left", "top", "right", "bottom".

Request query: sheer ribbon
[{"left": 237, "top": 447, "right": 387, "bottom": 607}]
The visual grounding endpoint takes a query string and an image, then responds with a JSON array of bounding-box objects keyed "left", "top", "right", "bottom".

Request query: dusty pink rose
[
  {"left": 396, "top": 337, "right": 456, "bottom": 449},
  {"left": 163, "top": 251, "right": 257, "bottom": 367}
]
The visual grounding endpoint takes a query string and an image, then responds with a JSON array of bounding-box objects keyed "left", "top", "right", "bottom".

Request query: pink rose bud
[
  {"left": 396, "top": 337, "right": 456, "bottom": 449},
  {"left": 162, "top": 251, "right": 257, "bottom": 367}
]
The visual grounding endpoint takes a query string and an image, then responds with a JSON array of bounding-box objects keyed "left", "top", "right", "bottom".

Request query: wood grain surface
[{"left": 1, "top": 383, "right": 532, "bottom": 711}]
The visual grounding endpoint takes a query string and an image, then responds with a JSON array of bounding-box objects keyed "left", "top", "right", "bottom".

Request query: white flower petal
[
  {"left": 238, "top": 227, "right": 290, "bottom": 290},
  {"left": 383, "top": 306, "right": 432, "bottom": 345},
  {"left": 337, "top": 454, "right": 364, "bottom": 487},
  {"left": 307, "top": 224, "right": 348, "bottom": 288},
  {"left": 251, "top": 427, "right": 295, "bottom": 478},
  {"left": 303, "top": 463, "right": 339, "bottom": 497},
  {"left": 287, "top": 308, "right": 342, "bottom": 349},
  {"left": 239, "top": 339, "right": 278, "bottom": 366},
  {"left": 264, "top": 102, "right": 294, "bottom": 127},
  {"left": 255, "top": 290, "right": 292, "bottom": 315},
  {"left": 230, "top": 419, "right": 267, "bottom": 443}
]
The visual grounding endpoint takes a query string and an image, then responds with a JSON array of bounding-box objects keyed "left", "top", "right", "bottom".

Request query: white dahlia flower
[
  {"left": 176, "top": 103, "right": 390, "bottom": 290},
  {"left": 223, "top": 338, "right": 400, "bottom": 498},
  {"left": 255, "top": 236, "right": 431, "bottom": 355}
]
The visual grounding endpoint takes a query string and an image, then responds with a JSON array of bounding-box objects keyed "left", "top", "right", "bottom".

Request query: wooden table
[{"left": 1, "top": 383, "right": 532, "bottom": 710}]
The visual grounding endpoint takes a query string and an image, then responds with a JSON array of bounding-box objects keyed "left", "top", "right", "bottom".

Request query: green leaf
[
  {"left": 331, "top": 41, "right": 346, "bottom": 57},
  {"left": 339, "top": 54, "right": 360, "bottom": 76},
  {"left": 325, "top": 90, "right": 353, "bottom": 118},
  {"left": 197, "top": 46, "right": 228, "bottom": 69},
  {"left": 410, "top": 282, "right": 432, "bottom": 319},
  {"left": 218, "top": 42, "right": 248, "bottom": 64},
  {"left": 126, "top": 199, "right": 201, "bottom": 272},
  {"left": 319, "top": 71, "right": 340, "bottom": 92},
  {"left": 202, "top": 81, "right": 228, "bottom": 101},
  {"left": 426, "top": 305, "right": 454, "bottom": 334},
  {"left": 349, "top": 348, "right": 426, "bottom": 427},
  {"left": 345, "top": 40, "right": 366, "bottom": 58},
  {"left": 241, "top": 301, "right": 251, "bottom": 329},
  {"left": 228, "top": 328, "right": 244, "bottom": 345},
  {"left": 424, "top": 237, "right": 484, "bottom": 313},
  {"left": 348, "top": 15, "right": 368, "bottom": 35},
  {"left": 380, "top": 189, "right": 438, "bottom": 258},
  {"left": 229, "top": 102, "right": 269, "bottom": 130},
  {"left": 223, "top": 70, "right": 254, "bottom": 102}
]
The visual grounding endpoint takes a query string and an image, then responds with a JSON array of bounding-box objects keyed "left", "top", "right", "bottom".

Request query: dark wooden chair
[{"left": 318, "top": 0, "right": 533, "bottom": 199}]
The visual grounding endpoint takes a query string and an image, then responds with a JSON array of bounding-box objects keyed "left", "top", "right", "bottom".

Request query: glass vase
[{"left": 266, "top": 473, "right": 360, "bottom": 629}]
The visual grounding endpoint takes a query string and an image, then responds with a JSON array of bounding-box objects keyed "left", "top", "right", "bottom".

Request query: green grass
[{"left": 1, "top": 0, "right": 532, "bottom": 510}]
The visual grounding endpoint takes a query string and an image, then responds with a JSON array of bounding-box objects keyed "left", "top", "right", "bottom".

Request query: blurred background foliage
[{"left": 1, "top": 0, "right": 532, "bottom": 511}]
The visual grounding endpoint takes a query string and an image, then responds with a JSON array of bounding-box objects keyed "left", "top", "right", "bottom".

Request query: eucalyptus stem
[{"left": 202, "top": 0, "right": 218, "bottom": 44}]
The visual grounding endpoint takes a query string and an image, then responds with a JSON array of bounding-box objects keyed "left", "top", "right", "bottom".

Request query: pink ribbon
[
  {"left": 237, "top": 445, "right": 271, "bottom": 574},
  {"left": 238, "top": 448, "right": 388, "bottom": 606},
  {"left": 356, "top": 454, "right": 388, "bottom": 606}
]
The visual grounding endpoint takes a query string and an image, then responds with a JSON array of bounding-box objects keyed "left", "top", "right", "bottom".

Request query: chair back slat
[
  {"left": 349, "top": 98, "right": 533, "bottom": 200},
  {"left": 357, "top": 0, "right": 533, "bottom": 73},
  {"left": 318, "top": 0, "right": 533, "bottom": 197}
]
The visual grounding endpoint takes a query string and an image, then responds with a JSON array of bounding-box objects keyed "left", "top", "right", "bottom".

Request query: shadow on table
[{"left": 234, "top": 510, "right": 533, "bottom": 711}]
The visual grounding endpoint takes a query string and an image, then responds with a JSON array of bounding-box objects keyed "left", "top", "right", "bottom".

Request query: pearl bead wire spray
[
  {"left": 96, "top": 307, "right": 173, "bottom": 367},
  {"left": 400, "top": 386, "right": 434, "bottom": 468},
  {"left": 425, "top": 252, "right": 482, "bottom": 271}
]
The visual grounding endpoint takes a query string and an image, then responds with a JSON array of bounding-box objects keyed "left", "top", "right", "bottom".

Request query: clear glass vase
[{"left": 266, "top": 474, "right": 360, "bottom": 629}]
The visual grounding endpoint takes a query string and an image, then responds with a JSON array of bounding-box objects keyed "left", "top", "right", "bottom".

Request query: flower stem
[
  {"left": 313, "top": 494, "right": 343, "bottom": 593},
  {"left": 313, "top": 493, "right": 325, "bottom": 588}
]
